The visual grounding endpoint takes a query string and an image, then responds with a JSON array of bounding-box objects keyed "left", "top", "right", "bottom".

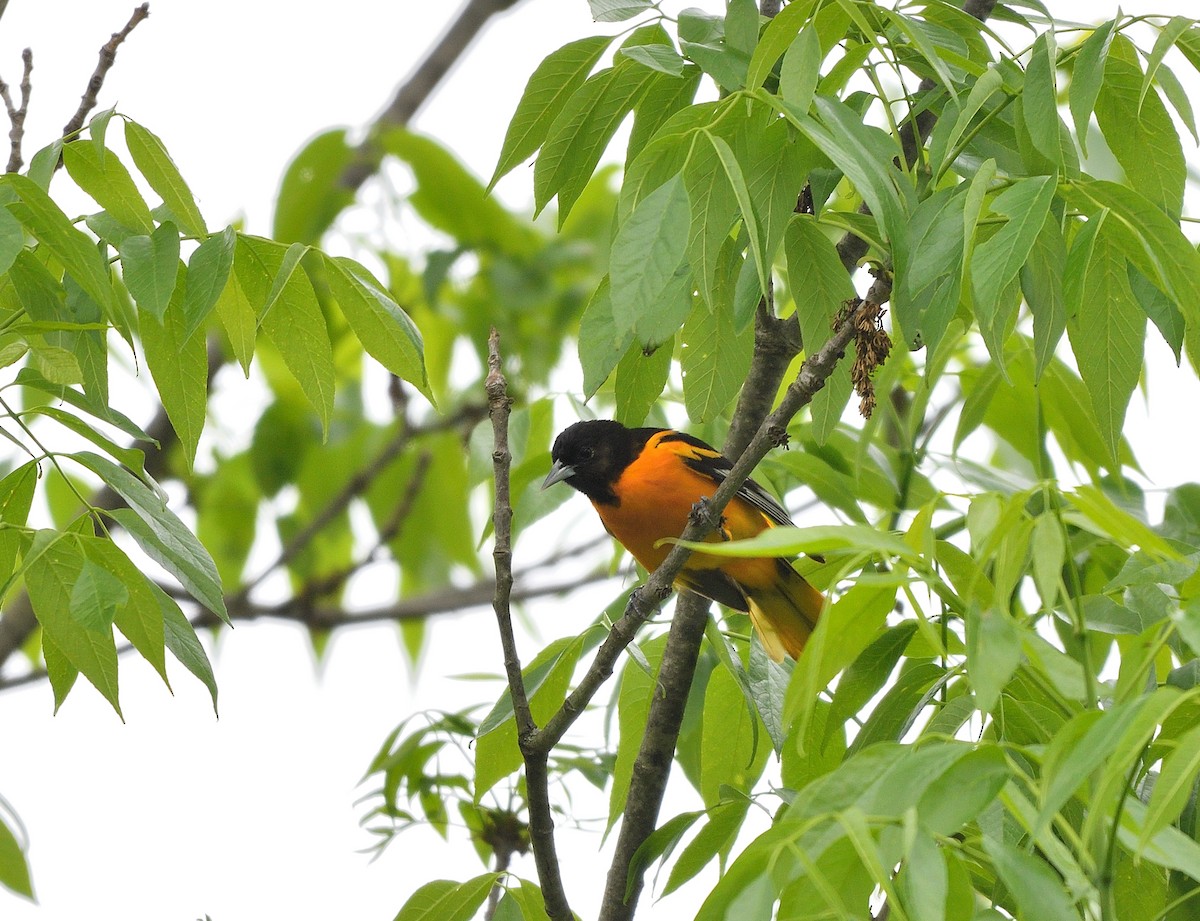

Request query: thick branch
[
  {"left": 598, "top": 592, "right": 710, "bottom": 918},
  {"left": 62, "top": 3, "right": 150, "bottom": 142},
  {"left": 337, "top": 0, "right": 525, "bottom": 195}
]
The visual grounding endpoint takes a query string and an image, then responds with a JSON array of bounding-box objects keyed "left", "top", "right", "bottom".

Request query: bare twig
[
  {"left": 61, "top": 3, "right": 150, "bottom": 142},
  {"left": 486, "top": 328, "right": 574, "bottom": 921},
  {"left": 1, "top": 568, "right": 617, "bottom": 692},
  {"left": 0, "top": 48, "right": 33, "bottom": 173}
]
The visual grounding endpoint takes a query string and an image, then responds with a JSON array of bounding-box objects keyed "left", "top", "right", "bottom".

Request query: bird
[{"left": 542, "top": 419, "right": 824, "bottom": 661}]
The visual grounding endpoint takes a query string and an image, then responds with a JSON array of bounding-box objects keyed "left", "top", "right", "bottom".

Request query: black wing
[{"left": 658, "top": 431, "right": 795, "bottom": 528}]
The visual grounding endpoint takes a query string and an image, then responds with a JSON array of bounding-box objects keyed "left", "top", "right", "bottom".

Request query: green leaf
[
  {"left": 25, "top": 532, "right": 121, "bottom": 716},
  {"left": 918, "top": 745, "right": 1010, "bottom": 834},
  {"left": 63, "top": 140, "right": 153, "bottom": 234},
  {"left": 490, "top": 35, "right": 614, "bottom": 189},
  {"left": 0, "top": 205, "right": 25, "bottom": 277},
  {"left": 827, "top": 622, "right": 917, "bottom": 742},
  {"left": 238, "top": 236, "right": 335, "bottom": 432},
  {"left": 663, "top": 799, "right": 751, "bottom": 895},
  {"left": 588, "top": 0, "right": 652, "bottom": 22},
  {"left": 780, "top": 25, "right": 822, "bottom": 112},
  {"left": 73, "top": 452, "right": 228, "bottom": 623},
  {"left": 1128, "top": 263, "right": 1183, "bottom": 363},
  {"left": 788, "top": 95, "right": 911, "bottom": 252},
  {"left": 983, "top": 835, "right": 1082, "bottom": 921},
  {"left": 1069, "top": 18, "right": 1116, "bottom": 156},
  {"left": 41, "top": 629, "right": 77, "bottom": 713},
  {"left": 1021, "top": 213, "right": 1067, "bottom": 379},
  {"left": 0, "top": 812, "right": 33, "bottom": 899},
  {"left": 683, "top": 135, "right": 740, "bottom": 310},
  {"left": 784, "top": 583, "right": 896, "bottom": 745},
  {"left": 701, "top": 661, "right": 769, "bottom": 807},
  {"left": 4, "top": 174, "right": 118, "bottom": 318},
  {"left": 215, "top": 250, "right": 257, "bottom": 376},
  {"left": 384, "top": 129, "right": 532, "bottom": 254},
  {"left": 392, "top": 874, "right": 503, "bottom": 921},
  {"left": 627, "top": 67, "right": 703, "bottom": 163},
  {"left": 1065, "top": 218, "right": 1145, "bottom": 467},
  {"left": 681, "top": 298, "right": 752, "bottom": 423},
  {"left": 1140, "top": 17, "right": 1194, "bottom": 114},
  {"left": 140, "top": 266, "right": 207, "bottom": 469},
  {"left": 849, "top": 659, "right": 946, "bottom": 754},
  {"left": 898, "top": 832, "right": 946, "bottom": 921},
  {"left": 182, "top": 226, "right": 236, "bottom": 341},
  {"left": 972, "top": 176, "right": 1056, "bottom": 364},
  {"left": 579, "top": 277, "right": 633, "bottom": 399},
  {"left": 609, "top": 173, "right": 691, "bottom": 342},
  {"left": 272, "top": 129, "right": 355, "bottom": 244},
  {"left": 158, "top": 583, "right": 217, "bottom": 712},
  {"left": 1067, "top": 179, "right": 1200, "bottom": 328},
  {"left": 119, "top": 221, "right": 181, "bottom": 321},
  {"left": 966, "top": 604, "right": 1022, "bottom": 712},
  {"left": 745, "top": 0, "right": 816, "bottom": 90},
  {"left": 624, "top": 811, "right": 705, "bottom": 901},
  {"left": 739, "top": 111, "right": 814, "bottom": 280},
  {"left": 747, "top": 636, "right": 791, "bottom": 753},
  {"left": 620, "top": 43, "right": 686, "bottom": 76},
  {"left": 124, "top": 120, "right": 206, "bottom": 238},
  {"left": 705, "top": 132, "right": 768, "bottom": 301},
  {"left": 1022, "top": 31, "right": 1065, "bottom": 170},
  {"left": 324, "top": 255, "right": 430, "bottom": 401},
  {"left": 894, "top": 186, "right": 965, "bottom": 356},
  {"left": 1141, "top": 722, "right": 1200, "bottom": 847},
  {"left": 1095, "top": 39, "right": 1186, "bottom": 220},
  {"left": 929, "top": 66, "right": 1005, "bottom": 175},
  {"left": 68, "top": 555, "right": 128, "bottom": 633},
  {"left": 785, "top": 215, "right": 855, "bottom": 443},
  {"left": 14, "top": 368, "right": 153, "bottom": 442},
  {"left": 534, "top": 63, "right": 657, "bottom": 224},
  {"left": 614, "top": 339, "right": 672, "bottom": 426}
]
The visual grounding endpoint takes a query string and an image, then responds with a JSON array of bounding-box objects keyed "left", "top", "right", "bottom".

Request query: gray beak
[{"left": 542, "top": 459, "right": 576, "bottom": 489}]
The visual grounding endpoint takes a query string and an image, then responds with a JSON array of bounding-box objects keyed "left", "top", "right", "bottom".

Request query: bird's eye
[{"left": 580, "top": 446, "right": 595, "bottom": 461}]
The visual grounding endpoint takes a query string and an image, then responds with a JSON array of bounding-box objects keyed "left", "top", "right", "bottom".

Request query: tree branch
[
  {"left": 61, "top": 3, "right": 150, "bottom": 142},
  {"left": 337, "top": 0, "right": 526, "bottom": 195},
  {"left": 486, "top": 328, "right": 574, "bottom": 921},
  {"left": 0, "top": 48, "right": 32, "bottom": 173}
]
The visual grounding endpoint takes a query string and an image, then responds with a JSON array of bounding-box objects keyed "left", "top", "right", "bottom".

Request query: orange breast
[{"left": 592, "top": 432, "right": 780, "bottom": 588}]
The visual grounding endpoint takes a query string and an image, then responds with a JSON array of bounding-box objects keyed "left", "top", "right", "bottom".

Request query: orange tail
[{"left": 744, "top": 560, "right": 825, "bottom": 661}]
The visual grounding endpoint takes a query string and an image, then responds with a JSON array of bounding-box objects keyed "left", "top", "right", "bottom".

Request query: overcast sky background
[{"left": 1, "top": 1, "right": 1199, "bottom": 920}]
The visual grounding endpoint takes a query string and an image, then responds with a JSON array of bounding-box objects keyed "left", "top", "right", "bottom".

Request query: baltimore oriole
[{"left": 542, "top": 420, "right": 824, "bottom": 661}]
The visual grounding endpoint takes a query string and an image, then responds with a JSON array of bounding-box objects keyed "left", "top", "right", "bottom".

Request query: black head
[{"left": 543, "top": 420, "right": 654, "bottom": 505}]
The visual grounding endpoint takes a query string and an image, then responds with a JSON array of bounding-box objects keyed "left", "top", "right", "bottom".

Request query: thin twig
[
  {"left": 486, "top": 328, "right": 574, "bottom": 921},
  {"left": 61, "top": 3, "right": 150, "bottom": 143},
  {"left": 0, "top": 568, "right": 616, "bottom": 692},
  {"left": 284, "top": 450, "right": 434, "bottom": 607},
  {"left": 0, "top": 48, "right": 32, "bottom": 173}
]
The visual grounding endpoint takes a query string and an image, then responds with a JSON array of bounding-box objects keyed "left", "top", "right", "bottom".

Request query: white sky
[{"left": 1, "top": 1, "right": 1200, "bottom": 920}]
